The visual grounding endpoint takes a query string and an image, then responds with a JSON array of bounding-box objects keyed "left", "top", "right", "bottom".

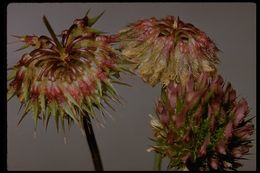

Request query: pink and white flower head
[
  {"left": 7, "top": 13, "right": 128, "bottom": 131},
  {"left": 118, "top": 16, "right": 219, "bottom": 86},
  {"left": 150, "top": 73, "right": 254, "bottom": 171}
]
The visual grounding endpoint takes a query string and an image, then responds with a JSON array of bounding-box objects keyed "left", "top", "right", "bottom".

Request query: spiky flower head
[
  {"left": 149, "top": 73, "right": 254, "bottom": 171},
  {"left": 7, "top": 12, "right": 128, "bottom": 131},
  {"left": 118, "top": 16, "right": 219, "bottom": 86}
]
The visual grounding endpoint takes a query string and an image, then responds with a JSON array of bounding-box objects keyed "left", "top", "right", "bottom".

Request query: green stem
[
  {"left": 153, "top": 152, "right": 162, "bottom": 171},
  {"left": 82, "top": 114, "right": 104, "bottom": 171},
  {"left": 42, "top": 15, "right": 63, "bottom": 51}
]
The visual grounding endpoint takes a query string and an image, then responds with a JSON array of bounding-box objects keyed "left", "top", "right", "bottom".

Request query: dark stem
[
  {"left": 82, "top": 114, "right": 104, "bottom": 171},
  {"left": 42, "top": 15, "right": 63, "bottom": 51}
]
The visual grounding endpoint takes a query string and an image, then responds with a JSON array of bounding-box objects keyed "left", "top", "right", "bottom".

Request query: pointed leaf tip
[
  {"left": 88, "top": 10, "right": 105, "bottom": 27},
  {"left": 85, "top": 9, "right": 91, "bottom": 16},
  {"left": 7, "top": 88, "right": 16, "bottom": 102},
  {"left": 11, "top": 35, "right": 22, "bottom": 38},
  {"left": 42, "top": 15, "right": 63, "bottom": 51},
  {"left": 15, "top": 44, "right": 30, "bottom": 52}
]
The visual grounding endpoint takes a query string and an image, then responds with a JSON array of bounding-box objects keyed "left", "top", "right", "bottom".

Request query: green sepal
[
  {"left": 160, "top": 88, "right": 167, "bottom": 105},
  {"left": 50, "top": 101, "right": 59, "bottom": 132},
  {"left": 92, "top": 95, "right": 102, "bottom": 110},
  {"left": 7, "top": 68, "right": 18, "bottom": 81},
  {"left": 63, "top": 92, "right": 82, "bottom": 112},
  {"left": 85, "top": 9, "right": 91, "bottom": 16},
  {"left": 67, "top": 117, "right": 73, "bottom": 130},
  {"left": 103, "top": 96, "right": 116, "bottom": 111},
  {"left": 15, "top": 44, "right": 30, "bottom": 51},
  {"left": 88, "top": 11, "right": 105, "bottom": 27},
  {"left": 32, "top": 101, "right": 39, "bottom": 130},
  {"left": 17, "top": 103, "right": 25, "bottom": 115},
  {"left": 81, "top": 103, "right": 94, "bottom": 118},
  {"left": 19, "top": 77, "right": 31, "bottom": 102},
  {"left": 60, "top": 110, "right": 66, "bottom": 134},
  {"left": 17, "top": 101, "right": 31, "bottom": 126},
  {"left": 45, "top": 105, "right": 52, "bottom": 130},
  {"left": 104, "top": 80, "right": 118, "bottom": 96},
  {"left": 39, "top": 94, "right": 46, "bottom": 114},
  {"left": 176, "top": 97, "right": 183, "bottom": 114},
  {"left": 84, "top": 97, "right": 95, "bottom": 117},
  {"left": 7, "top": 87, "right": 16, "bottom": 102},
  {"left": 62, "top": 102, "right": 78, "bottom": 123},
  {"left": 96, "top": 80, "right": 102, "bottom": 96},
  {"left": 87, "top": 27, "right": 104, "bottom": 34},
  {"left": 111, "top": 80, "right": 132, "bottom": 87}
]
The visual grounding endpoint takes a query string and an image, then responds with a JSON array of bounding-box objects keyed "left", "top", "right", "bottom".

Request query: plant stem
[
  {"left": 82, "top": 114, "right": 104, "bottom": 171},
  {"left": 153, "top": 152, "right": 162, "bottom": 171},
  {"left": 42, "top": 15, "right": 63, "bottom": 52}
]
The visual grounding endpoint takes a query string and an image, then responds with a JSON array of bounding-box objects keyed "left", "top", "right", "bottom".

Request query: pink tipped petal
[
  {"left": 198, "top": 137, "right": 210, "bottom": 157},
  {"left": 234, "top": 99, "right": 249, "bottom": 126},
  {"left": 181, "top": 153, "right": 191, "bottom": 163},
  {"left": 210, "top": 158, "right": 219, "bottom": 170},
  {"left": 224, "top": 122, "right": 233, "bottom": 139},
  {"left": 216, "top": 139, "right": 227, "bottom": 155},
  {"left": 233, "top": 122, "right": 254, "bottom": 140}
]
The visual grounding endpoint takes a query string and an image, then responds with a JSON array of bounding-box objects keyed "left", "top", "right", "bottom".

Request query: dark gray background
[{"left": 7, "top": 3, "right": 256, "bottom": 171}]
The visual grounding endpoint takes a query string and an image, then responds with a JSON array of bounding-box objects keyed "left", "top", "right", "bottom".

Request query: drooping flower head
[
  {"left": 118, "top": 16, "right": 219, "bottom": 86},
  {"left": 7, "top": 12, "right": 128, "bottom": 131},
  {"left": 149, "top": 73, "right": 254, "bottom": 171}
]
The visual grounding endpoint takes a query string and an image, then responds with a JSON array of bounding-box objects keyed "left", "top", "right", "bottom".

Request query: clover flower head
[
  {"left": 150, "top": 73, "right": 254, "bottom": 171},
  {"left": 118, "top": 16, "right": 219, "bottom": 86},
  {"left": 8, "top": 12, "right": 128, "bottom": 131}
]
